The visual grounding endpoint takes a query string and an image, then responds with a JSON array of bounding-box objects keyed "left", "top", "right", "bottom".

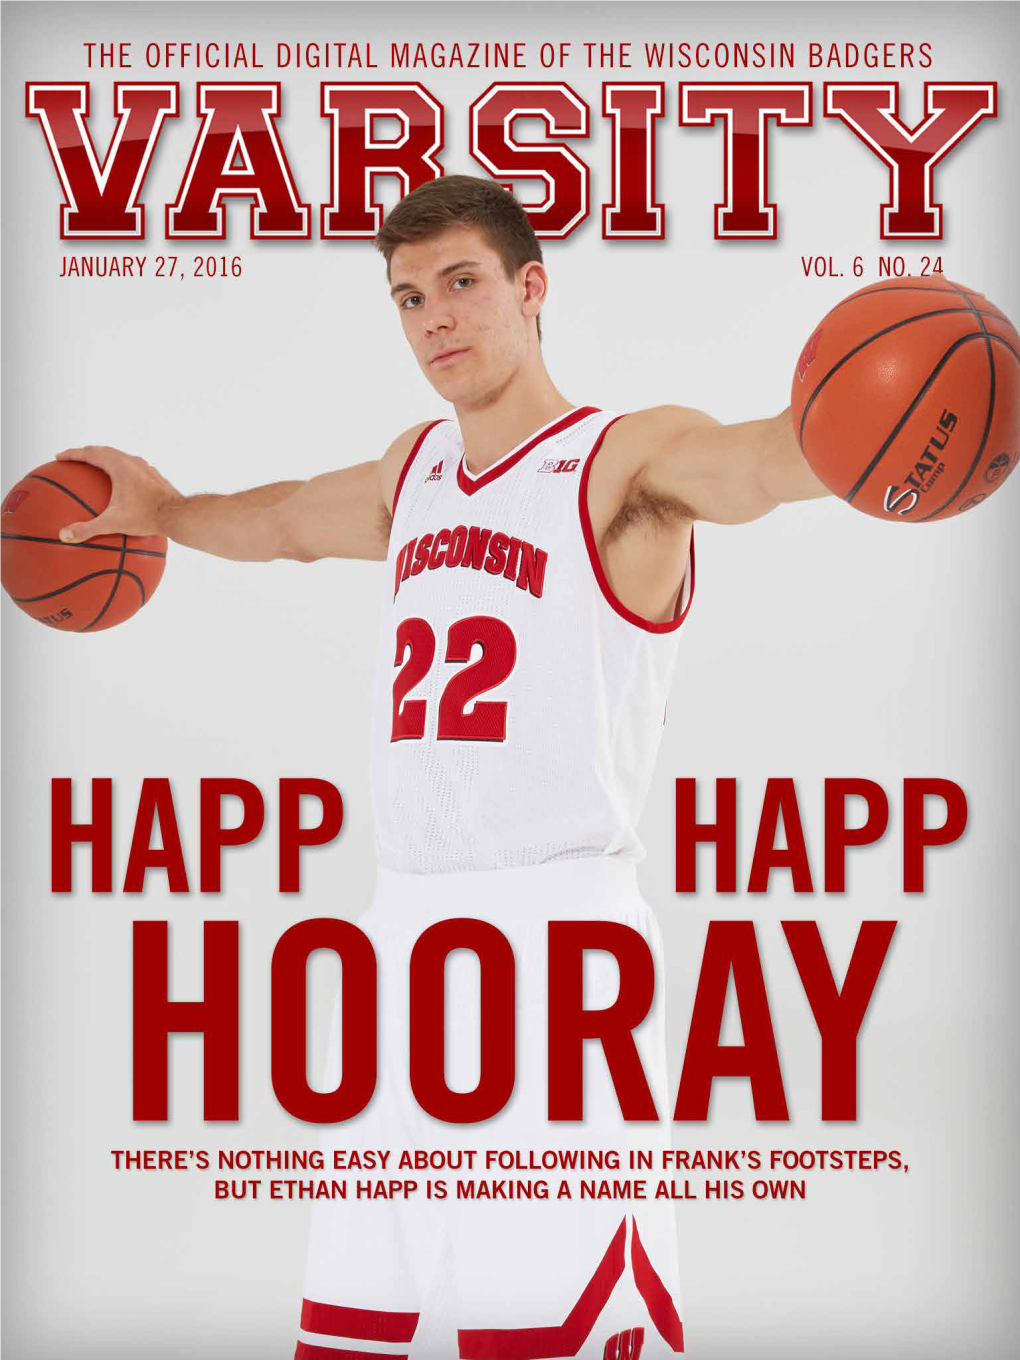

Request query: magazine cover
[{"left": 3, "top": 2, "right": 1018, "bottom": 1357}]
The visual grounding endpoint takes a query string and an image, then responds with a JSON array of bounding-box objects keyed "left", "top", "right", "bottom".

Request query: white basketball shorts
[{"left": 295, "top": 857, "right": 684, "bottom": 1359}]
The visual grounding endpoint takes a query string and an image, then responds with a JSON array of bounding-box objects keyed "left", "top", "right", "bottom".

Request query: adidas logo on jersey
[
  {"left": 538, "top": 457, "right": 580, "bottom": 473},
  {"left": 425, "top": 460, "right": 444, "bottom": 482}
]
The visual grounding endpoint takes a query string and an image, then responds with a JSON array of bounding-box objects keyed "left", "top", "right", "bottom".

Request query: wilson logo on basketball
[
  {"left": 795, "top": 326, "right": 822, "bottom": 381},
  {"left": 883, "top": 409, "right": 957, "bottom": 516},
  {"left": 538, "top": 457, "right": 580, "bottom": 473},
  {"left": 1, "top": 489, "right": 29, "bottom": 516}
]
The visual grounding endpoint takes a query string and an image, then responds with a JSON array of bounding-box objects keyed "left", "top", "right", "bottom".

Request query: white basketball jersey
[{"left": 370, "top": 406, "right": 694, "bottom": 874}]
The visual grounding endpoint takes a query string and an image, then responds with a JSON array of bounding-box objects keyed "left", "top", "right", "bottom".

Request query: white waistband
[{"left": 371, "top": 855, "right": 643, "bottom": 920}]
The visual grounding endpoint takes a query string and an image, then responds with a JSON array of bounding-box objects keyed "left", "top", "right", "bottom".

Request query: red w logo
[
  {"left": 604, "top": 1328, "right": 644, "bottom": 1359},
  {"left": 795, "top": 326, "right": 823, "bottom": 381},
  {"left": 1, "top": 489, "right": 29, "bottom": 516}
]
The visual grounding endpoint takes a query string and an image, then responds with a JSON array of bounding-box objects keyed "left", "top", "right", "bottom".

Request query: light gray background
[{"left": 3, "top": 2, "right": 1019, "bottom": 1356}]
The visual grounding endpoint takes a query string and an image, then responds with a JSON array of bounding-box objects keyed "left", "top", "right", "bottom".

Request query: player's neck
[{"left": 455, "top": 367, "right": 574, "bottom": 475}]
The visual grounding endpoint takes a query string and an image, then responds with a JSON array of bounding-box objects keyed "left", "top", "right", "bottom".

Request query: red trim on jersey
[
  {"left": 299, "top": 1300, "right": 418, "bottom": 1343},
  {"left": 630, "top": 1220, "right": 685, "bottom": 1351},
  {"left": 458, "top": 1218, "right": 626, "bottom": 1358},
  {"left": 578, "top": 418, "right": 695, "bottom": 634},
  {"left": 392, "top": 420, "right": 445, "bottom": 516},
  {"left": 295, "top": 1345, "right": 409, "bottom": 1360},
  {"left": 456, "top": 406, "right": 600, "bottom": 496}
]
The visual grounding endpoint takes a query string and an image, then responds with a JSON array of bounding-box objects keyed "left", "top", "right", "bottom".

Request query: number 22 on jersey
[{"left": 391, "top": 615, "right": 518, "bottom": 743}]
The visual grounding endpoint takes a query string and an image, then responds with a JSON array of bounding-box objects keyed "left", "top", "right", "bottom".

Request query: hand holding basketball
[
  {"left": 54, "top": 445, "right": 182, "bottom": 542},
  {"left": 1, "top": 455, "right": 168, "bottom": 632},
  {"left": 791, "top": 276, "right": 1020, "bottom": 522}
]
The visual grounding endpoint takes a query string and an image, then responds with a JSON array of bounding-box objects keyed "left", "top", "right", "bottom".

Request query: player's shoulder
[
  {"left": 594, "top": 405, "right": 720, "bottom": 487},
  {"left": 378, "top": 419, "right": 446, "bottom": 514},
  {"left": 585, "top": 406, "right": 720, "bottom": 536},
  {"left": 606, "top": 405, "right": 721, "bottom": 461},
  {"left": 382, "top": 419, "right": 441, "bottom": 468}
]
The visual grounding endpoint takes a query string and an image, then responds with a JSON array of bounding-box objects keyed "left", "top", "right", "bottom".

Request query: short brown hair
[
  {"left": 375, "top": 175, "right": 545, "bottom": 337},
  {"left": 376, "top": 175, "right": 542, "bottom": 273}
]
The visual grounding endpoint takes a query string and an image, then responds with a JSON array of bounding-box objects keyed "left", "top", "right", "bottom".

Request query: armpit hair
[
  {"left": 605, "top": 482, "right": 696, "bottom": 542},
  {"left": 379, "top": 504, "right": 393, "bottom": 542}
]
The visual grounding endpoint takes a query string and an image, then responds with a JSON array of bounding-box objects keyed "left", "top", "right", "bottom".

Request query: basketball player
[{"left": 56, "top": 176, "right": 829, "bottom": 1358}]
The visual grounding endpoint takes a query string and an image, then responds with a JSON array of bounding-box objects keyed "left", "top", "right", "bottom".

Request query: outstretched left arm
[
  {"left": 587, "top": 404, "right": 833, "bottom": 625},
  {"left": 621, "top": 405, "right": 830, "bottom": 525}
]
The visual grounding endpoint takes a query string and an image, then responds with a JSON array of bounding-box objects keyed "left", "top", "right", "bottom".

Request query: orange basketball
[
  {"left": 791, "top": 276, "right": 1020, "bottom": 522},
  {"left": 0, "top": 460, "right": 167, "bottom": 631}
]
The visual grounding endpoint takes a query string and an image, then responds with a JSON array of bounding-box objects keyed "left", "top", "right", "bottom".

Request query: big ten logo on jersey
[
  {"left": 604, "top": 1328, "right": 644, "bottom": 1359},
  {"left": 539, "top": 456, "right": 580, "bottom": 473}
]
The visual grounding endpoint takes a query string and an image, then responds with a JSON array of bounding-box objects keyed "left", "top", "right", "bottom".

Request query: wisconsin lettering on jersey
[{"left": 393, "top": 526, "right": 548, "bottom": 599}]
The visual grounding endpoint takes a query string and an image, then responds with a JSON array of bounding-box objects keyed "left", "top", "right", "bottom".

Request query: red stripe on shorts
[
  {"left": 300, "top": 1299, "right": 419, "bottom": 1343},
  {"left": 295, "top": 1345, "right": 408, "bottom": 1360},
  {"left": 630, "top": 1219, "right": 684, "bottom": 1352},
  {"left": 458, "top": 1217, "right": 627, "bottom": 1358}
]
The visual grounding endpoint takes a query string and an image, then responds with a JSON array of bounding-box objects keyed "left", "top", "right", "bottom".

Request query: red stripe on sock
[
  {"left": 458, "top": 1217, "right": 627, "bottom": 1358},
  {"left": 296, "top": 1344, "right": 409, "bottom": 1360},
  {"left": 299, "top": 1299, "right": 418, "bottom": 1343},
  {"left": 630, "top": 1220, "right": 684, "bottom": 1352}
]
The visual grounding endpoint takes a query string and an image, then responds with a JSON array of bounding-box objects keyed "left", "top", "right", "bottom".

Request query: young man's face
[{"left": 388, "top": 225, "right": 537, "bottom": 406}]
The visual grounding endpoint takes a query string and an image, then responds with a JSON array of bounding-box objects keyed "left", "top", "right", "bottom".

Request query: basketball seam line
[
  {"left": 831, "top": 284, "right": 992, "bottom": 313},
  {"left": 798, "top": 305, "right": 1009, "bottom": 445},
  {"left": 82, "top": 533, "right": 131, "bottom": 630},
  {"left": 13, "top": 567, "right": 146, "bottom": 604},
  {"left": 982, "top": 332, "right": 1020, "bottom": 364},
  {"left": 27, "top": 473, "right": 100, "bottom": 518},
  {"left": 844, "top": 331, "right": 998, "bottom": 505},
  {"left": 917, "top": 283, "right": 996, "bottom": 521},
  {"left": 0, "top": 532, "right": 165, "bottom": 559}
]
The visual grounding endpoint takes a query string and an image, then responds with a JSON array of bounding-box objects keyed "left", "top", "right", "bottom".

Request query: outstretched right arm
[{"left": 56, "top": 423, "right": 432, "bottom": 563}]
